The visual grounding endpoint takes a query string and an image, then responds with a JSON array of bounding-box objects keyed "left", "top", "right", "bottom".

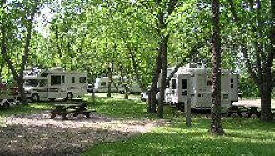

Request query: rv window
[
  {"left": 51, "top": 76, "right": 62, "bottom": 85},
  {"left": 101, "top": 82, "right": 107, "bottom": 87},
  {"left": 24, "top": 79, "right": 38, "bottom": 87},
  {"left": 223, "top": 94, "right": 228, "bottom": 99},
  {"left": 62, "top": 76, "right": 65, "bottom": 83},
  {"left": 41, "top": 73, "right": 48, "bottom": 77},
  {"left": 172, "top": 79, "right": 176, "bottom": 89},
  {"left": 182, "top": 79, "right": 187, "bottom": 89},
  {"left": 39, "top": 79, "right": 47, "bottom": 87},
  {"left": 79, "top": 77, "right": 87, "bottom": 83},
  {"left": 72, "top": 77, "right": 75, "bottom": 83}
]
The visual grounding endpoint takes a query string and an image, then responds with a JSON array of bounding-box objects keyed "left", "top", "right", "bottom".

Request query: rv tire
[
  {"left": 2, "top": 101, "right": 10, "bottom": 109},
  {"left": 67, "top": 93, "right": 73, "bottom": 100},
  {"left": 31, "top": 94, "right": 40, "bottom": 102}
]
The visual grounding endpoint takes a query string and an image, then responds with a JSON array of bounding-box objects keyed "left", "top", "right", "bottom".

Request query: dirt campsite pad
[{"left": 0, "top": 112, "right": 167, "bottom": 156}]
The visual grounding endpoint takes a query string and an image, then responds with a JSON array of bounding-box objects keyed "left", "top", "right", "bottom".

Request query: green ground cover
[{"left": 84, "top": 96, "right": 275, "bottom": 156}]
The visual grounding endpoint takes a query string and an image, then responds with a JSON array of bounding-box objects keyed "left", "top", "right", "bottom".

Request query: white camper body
[
  {"left": 93, "top": 77, "right": 121, "bottom": 93},
  {"left": 93, "top": 77, "right": 142, "bottom": 93},
  {"left": 23, "top": 68, "right": 87, "bottom": 101},
  {"left": 164, "top": 64, "right": 239, "bottom": 110}
]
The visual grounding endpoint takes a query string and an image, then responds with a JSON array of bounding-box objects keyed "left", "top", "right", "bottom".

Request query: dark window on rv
[
  {"left": 172, "top": 79, "right": 176, "bottom": 89},
  {"left": 24, "top": 79, "right": 38, "bottom": 87},
  {"left": 51, "top": 76, "right": 62, "bottom": 85},
  {"left": 62, "top": 76, "right": 65, "bottom": 83},
  {"left": 79, "top": 77, "right": 87, "bottom": 83},
  {"left": 41, "top": 73, "right": 48, "bottom": 77},
  {"left": 39, "top": 79, "right": 47, "bottom": 87},
  {"left": 101, "top": 82, "right": 107, "bottom": 87},
  {"left": 223, "top": 94, "right": 228, "bottom": 99},
  {"left": 72, "top": 77, "right": 75, "bottom": 83},
  {"left": 182, "top": 79, "right": 187, "bottom": 89},
  {"left": 207, "top": 80, "right": 212, "bottom": 86}
]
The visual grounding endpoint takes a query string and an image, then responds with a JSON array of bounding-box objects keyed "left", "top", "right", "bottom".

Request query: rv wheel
[
  {"left": 31, "top": 94, "right": 40, "bottom": 102},
  {"left": 67, "top": 93, "right": 73, "bottom": 100},
  {"left": 3, "top": 102, "right": 10, "bottom": 109}
]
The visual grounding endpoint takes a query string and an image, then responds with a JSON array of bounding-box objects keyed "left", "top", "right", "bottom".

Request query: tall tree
[
  {"left": 0, "top": 0, "right": 42, "bottom": 103},
  {"left": 210, "top": 0, "right": 224, "bottom": 135},
  {"left": 228, "top": 0, "right": 274, "bottom": 121}
]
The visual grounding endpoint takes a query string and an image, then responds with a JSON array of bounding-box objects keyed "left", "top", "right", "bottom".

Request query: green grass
[
  {"left": 85, "top": 97, "right": 157, "bottom": 119},
  {"left": 0, "top": 103, "right": 53, "bottom": 118},
  {"left": 83, "top": 97, "right": 275, "bottom": 156}
]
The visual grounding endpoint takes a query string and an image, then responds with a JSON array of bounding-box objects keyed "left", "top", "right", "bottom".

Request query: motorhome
[
  {"left": 93, "top": 76, "right": 142, "bottom": 93},
  {"left": 164, "top": 63, "right": 239, "bottom": 110},
  {"left": 23, "top": 67, "right": 87, "bottom": 102}
]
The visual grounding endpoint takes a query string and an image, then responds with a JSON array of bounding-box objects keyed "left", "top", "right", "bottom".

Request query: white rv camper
[
  {"left": 93, "top": 77, "right": 121, "bottom": 93},
  {"left": 165, "top": 63, "right": 239, "bottom": 110},
  {"left": 23, "top": 67, "right": 87, "bottom": 102},
  {"left": 93, "top": 77, "right": 142, "bottom": 93}
]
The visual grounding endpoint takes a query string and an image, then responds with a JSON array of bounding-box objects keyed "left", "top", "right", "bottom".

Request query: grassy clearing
[
  {"left": 85, "top": 96, "right": 156, "bottom": 119},
  {"left": 83, "top": 97, "right": 275, "bottom": 156},
  {"left": 0, "top": 103, "right": 53, "bottom": 118}
]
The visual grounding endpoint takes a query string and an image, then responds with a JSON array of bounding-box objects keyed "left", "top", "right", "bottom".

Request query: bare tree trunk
[
  {"left": 260, "top": 66, "right": 273, "bottom": 120},
  {"left": 148, "top": 50, "right": 162, "bottom": 113},
  {"left": 158, "top": 35, "right": 169, "bottom": 118},
  {"left": 107, "top": 66, "right": 112, "bottom": 98},
  {"left": 210, "top": 0, "right": 224, "bottom": 135}
]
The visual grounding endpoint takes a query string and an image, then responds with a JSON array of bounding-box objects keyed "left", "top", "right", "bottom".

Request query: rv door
[{"left": 177, "top": 74, "right": 191, "bottom": 106}]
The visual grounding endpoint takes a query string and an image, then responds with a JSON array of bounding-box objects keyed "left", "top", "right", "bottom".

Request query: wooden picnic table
[{"left": 50, "top": 102, "right": 93, "bottom": 120}]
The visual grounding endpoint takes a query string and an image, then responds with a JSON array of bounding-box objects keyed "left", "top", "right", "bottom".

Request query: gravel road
[{"left": 0, "top": 112, "right": 166, "bottom": 156}]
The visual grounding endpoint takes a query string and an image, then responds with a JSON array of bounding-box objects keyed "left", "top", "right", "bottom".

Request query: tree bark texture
[
  {"left": 158, "top": 35, "right": 169, "bottom": 118},
  {"left": 210, "top": 0, "right": 224, "bottom": 135},
  {"left": 107, "top": 67, "right": 112, "bottom": 98}
]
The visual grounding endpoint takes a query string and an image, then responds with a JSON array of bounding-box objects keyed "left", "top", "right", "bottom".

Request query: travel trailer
[
  {"left": 164, "top": 63, "right": 239, "bottom": 110},
  {"left": 93, "top": 77, "right": 142, "bottom": 93},
  {"left": 23, "top": 67, "right": 87, "bottom": 102},
  {"left": 93, "top": 77, "right": 120, "bottom": 93},
  {"left": 143, "top": 63, "right": 239, "bottom": 110}
]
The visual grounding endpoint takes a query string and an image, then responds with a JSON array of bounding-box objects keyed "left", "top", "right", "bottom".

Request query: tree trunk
[
  {"left": 158, "top": 35, "right": 169, "bottom": 118},
  {"left": 17, "top": 77, "right": 26, "bottom": 104},
  {"left": 128, "top": 45, "right": 146, "bottom": 92},
  {"left": 148, "top": 49, "right": 162, "bottom": 113},
  {"left": 260, "top": 66, "right": 273, "bottom": 121},
  {"left": 210, "top": 0, "right": 224, "bottom": 135},
  {"left": 107, "top": 67, "right": 112, "bottom": 98}
]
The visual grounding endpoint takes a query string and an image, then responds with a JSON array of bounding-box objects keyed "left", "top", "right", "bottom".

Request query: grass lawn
[{"left": 84, "top": 97, "right": 275, "bottom": 156}]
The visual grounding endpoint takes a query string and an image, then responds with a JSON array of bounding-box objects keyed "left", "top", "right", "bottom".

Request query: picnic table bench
[{"left": 50, "top": 102, "right": 94, "bottom": 120}]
